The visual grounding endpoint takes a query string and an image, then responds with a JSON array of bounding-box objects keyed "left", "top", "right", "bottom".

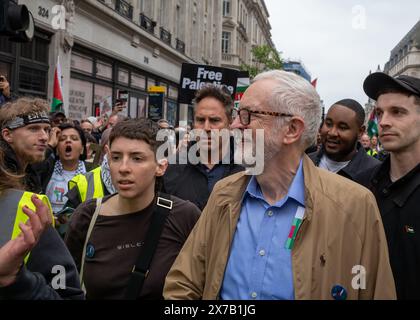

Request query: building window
[
  {"left": 168, "top": 86, "right": 178, "bottom": 99},
  {"left": 137, "top": 96, "right": 146, "bottom": 118},
  {"left": 96, "top": 60, "right": 112, "bottom": 80},
  {"left": 69, "top": 78, "right": 93, "bottom": 120},
  {"left": 71, "top": 52, "right": 93, "bottom": 75},
  {"left": 0, "top": 32, "right": 50, "bottom": 98},
  {"left": 94, "top": 84, "right": 113, "bottom": 116},
  {"left": 223, "top": 0, "right": 230, "bottom": 16},
  {"left": 118, "top": 68, "right": 129, "bottom": 84},
  {"left": 17, "top": 34, "right": 50, "bottom": 97},
  {"left": 167, "top": 100, "right": 177, "bottom": 126},
  {"left": 131, "top": 73, "right": 146, "bottom": 89},
  {"left": 222, "top": 31, "right": 230, "bottom": 54},
  {"left": 19, "top": 66, "right": 47, "bottom": 94}
]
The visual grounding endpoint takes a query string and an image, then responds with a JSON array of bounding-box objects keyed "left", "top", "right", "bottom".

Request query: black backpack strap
[{"left": 124, "top": 192, "right": 172, "bottom": 299}]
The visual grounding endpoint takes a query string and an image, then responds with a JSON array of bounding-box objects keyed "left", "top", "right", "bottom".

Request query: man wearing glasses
[{"left": 164, "top": 70, "right": 396, "bottom": 300}]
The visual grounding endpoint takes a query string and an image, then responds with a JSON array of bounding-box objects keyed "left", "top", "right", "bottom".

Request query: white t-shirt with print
[{"left": 45, "top": 169, "right": 78, "bottom": 214}]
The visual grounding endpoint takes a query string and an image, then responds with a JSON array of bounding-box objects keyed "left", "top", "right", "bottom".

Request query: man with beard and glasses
[
  {"left": 163, "top": 85, "right": 243, "bottom": 210},
  {"left": 356, "top": 72, "right": 420, "bottom": 299},
  {"left": 309, "top": 99, "right": 379, "bottom": 182},
  {"left": 0, "top": 98, "right": 83, "bottom": 300},
  {"left": 164, "top": 70, "right": 395, "bottom": 300}
]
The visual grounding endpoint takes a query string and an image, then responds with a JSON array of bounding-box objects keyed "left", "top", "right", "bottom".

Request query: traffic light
[{"left": 0, "top": 0, "right": 34, "bottom": 42}]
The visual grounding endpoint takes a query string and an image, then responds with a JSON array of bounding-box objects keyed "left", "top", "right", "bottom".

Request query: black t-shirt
[
  {"left": 356, "top": 156, "right": 420, "bottom": 299},
  {"left": 65, "top": 194, "right": 201, "bottom": 299}
]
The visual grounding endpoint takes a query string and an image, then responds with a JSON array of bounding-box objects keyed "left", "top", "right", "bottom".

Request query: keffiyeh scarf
[
  {"left": 101, "top": 155, "right": 117, "bottom": 195},
  {"left": 53, "top": 160, "right": 86, "bottom": 176}
]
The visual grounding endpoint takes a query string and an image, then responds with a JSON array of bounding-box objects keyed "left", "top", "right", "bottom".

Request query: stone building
[{"left": 0, "top": 0, "right": 273, "bottom": 125}]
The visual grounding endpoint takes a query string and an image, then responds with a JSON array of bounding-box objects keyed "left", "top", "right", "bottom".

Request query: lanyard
[{"left": 285, "top": 206, "right": 305, "bottom": 250}]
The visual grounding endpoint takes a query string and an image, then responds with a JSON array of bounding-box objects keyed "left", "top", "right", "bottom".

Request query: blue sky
[{"left": 265, "top": 0, "right": 420, "bottom": 110}]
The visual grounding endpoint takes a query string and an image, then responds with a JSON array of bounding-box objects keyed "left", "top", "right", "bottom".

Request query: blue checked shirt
[{"left": 220, "top": 159, "right": 305, "bottom": 300}]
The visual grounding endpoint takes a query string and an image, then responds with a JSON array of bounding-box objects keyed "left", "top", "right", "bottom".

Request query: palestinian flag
[
  {"left": 51, "top": 56, "right": 63, "bottom": 112},
  {"left": 367, "top": 109, "right": 378, "bottom": 138},
  {"left": 234, "top": 72, "right": 250, "bottom": 110}
]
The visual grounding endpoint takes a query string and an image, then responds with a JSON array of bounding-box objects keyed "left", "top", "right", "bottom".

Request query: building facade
[
  {"left": 0, "top": 0, "right": 273, "bottom": 125},
  {"left": 364, "top": 20, "right": 420, "bottom": 125},
  {"left": 384, "top": 19, "right": 420, "bottom": 78},
  {"left": 221, "top": 0, "right": 274, "bottom": 70}
]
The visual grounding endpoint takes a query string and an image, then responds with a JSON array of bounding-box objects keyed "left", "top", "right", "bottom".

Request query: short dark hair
[
  {"left": 193, "top": 84, "right": 233, "bottom": 121},
  {"left": 109, "top": 118, "right": 163, "bottom": 155},
  {"left": 84, "top": 132, "right": 97, "bottom": 144},
  {"left": 377, "top": 88, "right": 420, "bottom": 110},
  {"left": 332, "top": 99, "right": 366, "bottom": 127},
  {"left": 58, "top": 122, "right": 87, "bottom": 161}
]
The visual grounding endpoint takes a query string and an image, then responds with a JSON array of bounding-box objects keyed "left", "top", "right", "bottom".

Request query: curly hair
[{"left": 0, "top": 97, "right": 49, "bottom": 130}]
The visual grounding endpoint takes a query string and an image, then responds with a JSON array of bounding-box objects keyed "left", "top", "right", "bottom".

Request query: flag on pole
[
  {"left": 51, "top": 56, "right": 63, "bottom": 112},
  {"left": 234, "top": 72, "right": 250, "bottom": 110},
  {"left": 367, "top": 109, "right": 378, "bottom": 138},
  {"left": 311, "top": 78, "right": 318, "bottom": 88}
]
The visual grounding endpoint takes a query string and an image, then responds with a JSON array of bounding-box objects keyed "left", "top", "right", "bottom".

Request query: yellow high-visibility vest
[
  {"left": 68, "top": 167, "right": 104, "bottom": 203},
  {"left": 367, "top": 149, "right": 378, "bottom": 158},
  {"left": 0, "top": 189, "right": 53, "bottom": 263}
]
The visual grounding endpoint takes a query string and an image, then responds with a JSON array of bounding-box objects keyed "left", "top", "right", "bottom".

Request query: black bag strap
[{"left": 124, "top": 192, "right": 173, "bottom": 299}]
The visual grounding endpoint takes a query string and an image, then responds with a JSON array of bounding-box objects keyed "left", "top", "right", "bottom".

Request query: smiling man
[
  {"left": 357, "top": 72, "right": 420, "bottom": 300},
  {"left": 164, "top": 70, "right": 395, "bottom": 300},
  {"left": 309, "top": 99, "right": 379, "bottom": 181}
]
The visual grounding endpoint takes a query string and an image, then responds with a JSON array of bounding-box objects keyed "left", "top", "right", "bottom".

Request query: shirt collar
[{"left": 244, "top": 158, "right": 305, "bottom": 207}]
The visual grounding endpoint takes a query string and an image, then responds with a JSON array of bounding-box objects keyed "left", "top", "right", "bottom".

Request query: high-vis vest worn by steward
[
  {"left": 68, "top": 167, "right": 104, "bottom": 203},
  {"left": 367, "top": 149, "right": 378, "bottom": 158},
  {"left": 0, "top": 189, "right": 53, "bottom": 263}
]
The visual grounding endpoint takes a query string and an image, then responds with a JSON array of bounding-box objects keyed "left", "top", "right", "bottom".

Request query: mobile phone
[{"left": 117, "top": 90, "right": 129, "bottom": 103}]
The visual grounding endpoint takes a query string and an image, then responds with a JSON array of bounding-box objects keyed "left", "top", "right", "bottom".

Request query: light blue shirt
[{"left": 220, "top": 159, "right": 305, "bottom": 300}]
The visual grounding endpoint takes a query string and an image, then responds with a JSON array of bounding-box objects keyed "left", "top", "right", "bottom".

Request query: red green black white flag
[{"left": 51, "top": 56, "right": 63, "bottom": 112}]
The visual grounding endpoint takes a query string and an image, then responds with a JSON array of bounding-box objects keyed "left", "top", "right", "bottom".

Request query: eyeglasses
[{"left": 232, "top": 108, "right": 294, "bottom": 126}]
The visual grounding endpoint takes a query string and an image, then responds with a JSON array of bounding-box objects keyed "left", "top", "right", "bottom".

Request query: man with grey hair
[{"left": 164, "top": 70, "right": 396, "bottom": 300}]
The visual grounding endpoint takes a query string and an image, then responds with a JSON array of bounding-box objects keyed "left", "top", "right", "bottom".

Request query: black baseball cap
[
  {"left": 363, "top": 72, "right": 420, "bottom": 101},
  {"left": 49, "top": 110, "right": 66, "bottom": 118}
]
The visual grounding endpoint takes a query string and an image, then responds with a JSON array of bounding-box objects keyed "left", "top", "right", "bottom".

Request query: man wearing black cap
[
  {"left": 50, "top": 110, "right": 67, "bottom": 128},
  {"left": 309, "top": 99, "right": 380, "bottom": 181},
  {"left": 358, "top": 72, "right": 420, "bottom": 299}
]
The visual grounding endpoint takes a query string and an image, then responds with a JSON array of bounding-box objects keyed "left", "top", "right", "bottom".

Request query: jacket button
[{"left": 382, "top": 189, "right": 389, "bottom": 195}]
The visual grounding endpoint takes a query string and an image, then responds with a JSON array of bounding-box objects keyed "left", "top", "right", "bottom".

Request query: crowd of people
[{"left": 0, "top": 69, "right": 419, "bottom": 300}]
